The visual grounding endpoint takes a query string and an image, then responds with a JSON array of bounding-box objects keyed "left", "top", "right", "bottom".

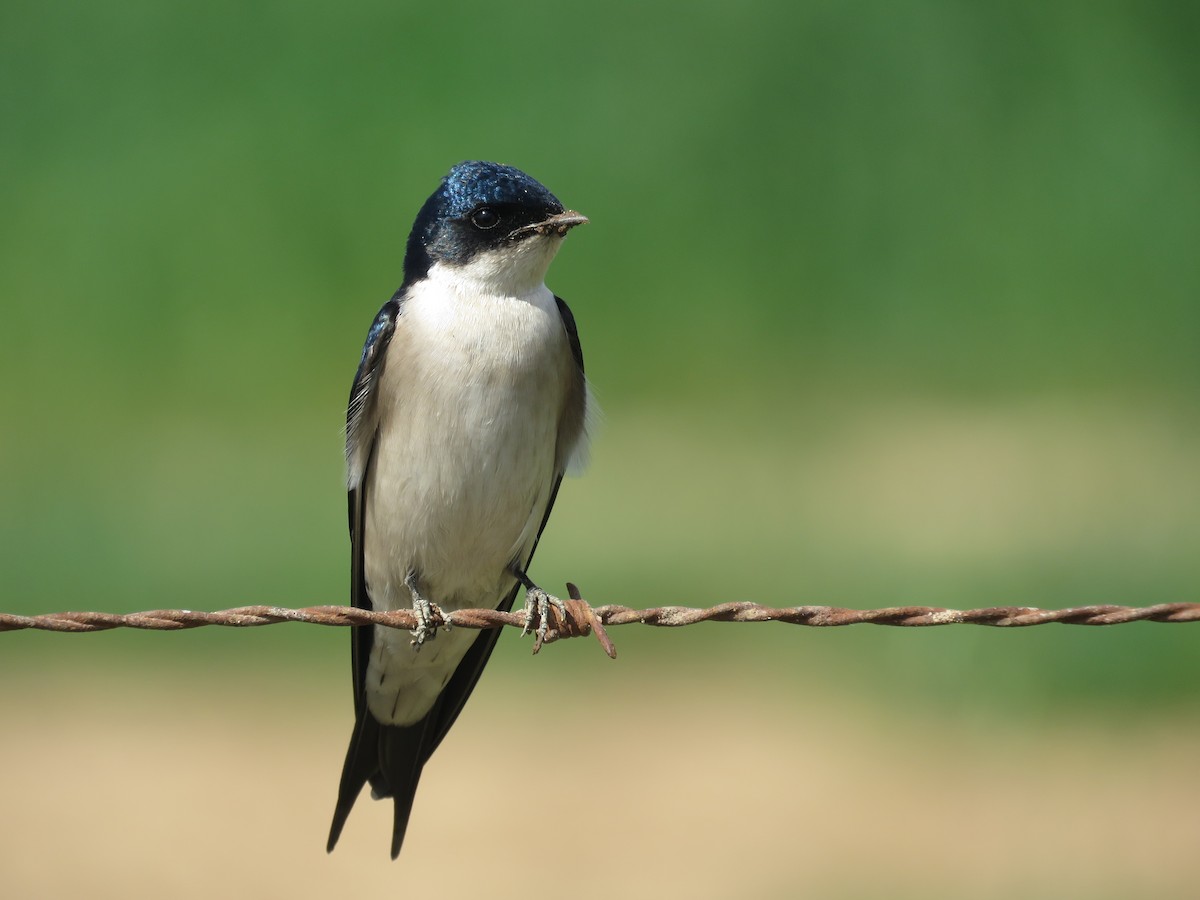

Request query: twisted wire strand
[{"left": 2, "top": 596, "right": 1196, "bottom": 640}]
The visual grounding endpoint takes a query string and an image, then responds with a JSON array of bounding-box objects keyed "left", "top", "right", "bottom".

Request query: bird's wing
[
  {"left": 345, "top": 298, "right": 402, "bottom": 707},
  {"left": 555, "top": 294, "right": 586, "bottom": 376},
  {"left": 329, "top": 296, "right": 404, "bottom": 853}
]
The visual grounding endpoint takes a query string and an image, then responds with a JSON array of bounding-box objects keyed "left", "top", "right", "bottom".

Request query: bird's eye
[{"left": 470, "top": 207, "right": 501, "bottom": 230}]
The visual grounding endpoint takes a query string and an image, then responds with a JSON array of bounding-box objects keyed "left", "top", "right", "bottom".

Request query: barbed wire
[{"left": 1, "top": 585, "right": 1196, "bottom": 659}]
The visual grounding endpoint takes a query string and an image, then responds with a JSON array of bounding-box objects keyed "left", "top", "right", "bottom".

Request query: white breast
[{"left": 361, "top": 262, "right": 574, "bottom": 724}]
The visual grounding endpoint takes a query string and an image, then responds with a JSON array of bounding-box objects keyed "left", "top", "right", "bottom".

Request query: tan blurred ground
[{"left": 3, "top": 668, "right": 1197, "bottom": 900}]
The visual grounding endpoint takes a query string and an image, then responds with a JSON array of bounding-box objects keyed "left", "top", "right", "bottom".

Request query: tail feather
[
  {"left": 327, "top": 706, "right": 431, "bottom": 859},
  {"left": 327, "top": 708, "right": 380, "bottom": 853},
  {"left": 379, "top": 719, "right": 428, "bottom": 859}
]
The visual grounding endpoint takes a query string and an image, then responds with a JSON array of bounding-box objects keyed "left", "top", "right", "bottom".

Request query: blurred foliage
[{"left": 1, "top": 0, "right": 1197, "bottom": 714}]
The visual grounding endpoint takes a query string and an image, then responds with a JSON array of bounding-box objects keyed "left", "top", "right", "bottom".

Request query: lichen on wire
[{"left": 1, "top": 584, "right": 1195, "bottom": 660}]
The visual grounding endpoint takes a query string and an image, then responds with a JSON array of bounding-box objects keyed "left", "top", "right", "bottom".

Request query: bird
[{"left": 326, "top": 161, "right": 591, "bottom": 859}]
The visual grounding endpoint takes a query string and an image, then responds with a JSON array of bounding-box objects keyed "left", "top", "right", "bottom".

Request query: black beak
[{"left": 511, "top": 209, "right": 589, "bottom": 239}]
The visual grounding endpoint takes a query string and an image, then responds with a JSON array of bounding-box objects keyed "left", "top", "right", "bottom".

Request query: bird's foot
[
  {"left": 405, "top": 574, "right": 444, "bottom": 650},
  {"left": 521, "top": 585, "right": 568, "bottom": 644}
]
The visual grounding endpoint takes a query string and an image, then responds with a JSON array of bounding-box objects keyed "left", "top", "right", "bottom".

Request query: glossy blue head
[{"left": 401, "top": 161, "right": 586, "bottom": 286}]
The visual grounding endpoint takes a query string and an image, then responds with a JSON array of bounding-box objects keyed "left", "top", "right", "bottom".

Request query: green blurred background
[{"left": 2, "top": 2, "right": 1198, "bottom": 896}]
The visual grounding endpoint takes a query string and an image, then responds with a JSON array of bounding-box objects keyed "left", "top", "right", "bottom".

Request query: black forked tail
[{"left": 327, "top": 707, "right": 430, "bottom": 860}]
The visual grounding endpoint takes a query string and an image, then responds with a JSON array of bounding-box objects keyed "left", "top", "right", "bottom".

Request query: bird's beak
[{"left": 511, "top": 210, "right": 589, "bottom": 239}]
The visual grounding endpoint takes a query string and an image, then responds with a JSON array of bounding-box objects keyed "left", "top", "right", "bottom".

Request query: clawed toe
[
  {"left": 521, "top": 586, "right": 567, "bottom": 642},
  {"left": 406, "top": 573, "right": 444, "bottom": 651}
]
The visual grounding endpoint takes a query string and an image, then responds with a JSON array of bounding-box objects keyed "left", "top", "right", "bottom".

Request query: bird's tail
[{"left": 327, "top": 708, "right": 430, "bottom": 860}]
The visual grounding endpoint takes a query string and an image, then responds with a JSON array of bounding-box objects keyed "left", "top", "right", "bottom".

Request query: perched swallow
[{"left": 327, "top": 161, "right": 590, "bottom": 858}]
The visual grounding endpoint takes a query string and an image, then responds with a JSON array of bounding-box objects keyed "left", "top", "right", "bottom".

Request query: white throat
[{"left": 440, "top": 233, "right": 567, "bottom": 297}]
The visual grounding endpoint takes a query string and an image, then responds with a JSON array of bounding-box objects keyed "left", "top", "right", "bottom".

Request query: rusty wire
[{"left": 1, "top": 585, "right": 1196, "bottom": 659}]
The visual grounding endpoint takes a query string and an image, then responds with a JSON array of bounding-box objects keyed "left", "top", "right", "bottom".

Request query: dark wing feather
[
  {"left": 555, "top": 295, "right": 586, "bottom": 375},
  {"left": 328, "top": 298, "right": 400, "bottom": 853},
  {"left": 346, "top": 299, "right": 401, "bottom": 706}
]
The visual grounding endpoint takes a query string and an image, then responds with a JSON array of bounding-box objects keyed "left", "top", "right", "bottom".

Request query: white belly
[{"left": 361, "top": 272, "right": 571, "bottom": 725}]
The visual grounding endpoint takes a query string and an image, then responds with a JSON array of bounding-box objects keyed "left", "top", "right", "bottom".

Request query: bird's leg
[
  {"left": 510, "top": 565, "right": 567, "bottom": 644},
  {"left": 405, "top": 571, "right": 443, "bottom": 650}
]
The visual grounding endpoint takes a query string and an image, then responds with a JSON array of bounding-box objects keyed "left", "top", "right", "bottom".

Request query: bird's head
[{"left": 403, "top": 161, "right": 587, "bottom": 292}]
